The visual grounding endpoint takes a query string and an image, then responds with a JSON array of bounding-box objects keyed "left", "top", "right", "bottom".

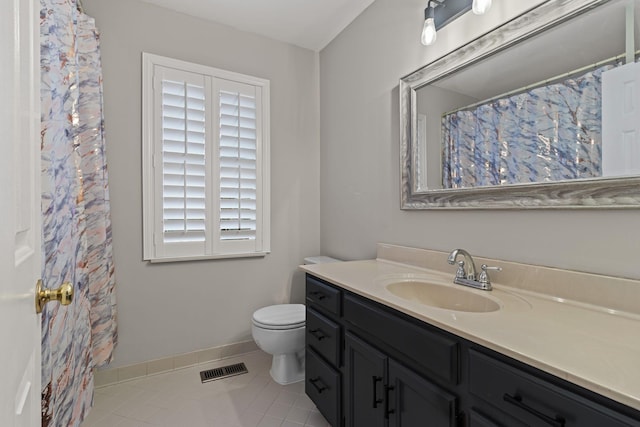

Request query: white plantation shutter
[
  {"left": 143, "top": 54, "right": 270, "bottom": 261},
  {"left": 161, "top": 78, "right": 208, "bottom": 244},
  {"left": 219, "top": 84, "right": 258, "bottom": 241}
]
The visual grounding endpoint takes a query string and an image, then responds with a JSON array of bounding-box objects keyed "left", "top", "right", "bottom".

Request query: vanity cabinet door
[
  {"left": 345, "top": 331, "right": 459, "bottom": 427},
  {"left": 345, "top": 332, "right": 387, "bottom": 427},
  {"left": 387, "top": 359, "right": 458, "bottom": 427}
]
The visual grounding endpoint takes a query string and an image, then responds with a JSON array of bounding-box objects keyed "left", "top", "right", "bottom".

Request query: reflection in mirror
[{"left": 400, "top": 0, "right": 640, "bottom": 208}]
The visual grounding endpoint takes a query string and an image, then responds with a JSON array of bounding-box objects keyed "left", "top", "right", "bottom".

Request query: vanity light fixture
[{"left": 421, "top": 0, "right": 492, "bottom": 46}]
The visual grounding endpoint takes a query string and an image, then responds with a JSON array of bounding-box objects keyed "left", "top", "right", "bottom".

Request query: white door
[
  {"left": 0, "top": 0, "right": 42, "bottom": 426},
  {"left": 602, "top": 62, "right": 640, "bottom": 177}
]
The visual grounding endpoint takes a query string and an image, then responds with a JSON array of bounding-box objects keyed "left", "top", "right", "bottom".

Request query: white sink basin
[{"left": 385, "top": 279, "right": 500, "bottom": 313}]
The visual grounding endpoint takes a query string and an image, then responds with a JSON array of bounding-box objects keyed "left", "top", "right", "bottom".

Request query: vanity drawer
[
  {"left": 343, "top": 294, "right": 459, "bottom": 385},
  {"left": 306, "top": 347, "right": 341, "bottom": 427},
  {"left": 306, "top": 307, "right": 340, "bottom": 367},
  {"left": 469, "top": 409, "right": 506, "bottom": 427},
  {"left": 306, "top": 275, "right": 341, "bottom": 315},
  {"left": 469, "top": 349, "right": 638, "bottom": 427}
]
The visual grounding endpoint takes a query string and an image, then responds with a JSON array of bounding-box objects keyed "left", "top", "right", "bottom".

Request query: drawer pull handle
[
  {"left": 308, "top": 328, "right": 326, "bottom": 341},
  {"left": 372, "top": 376, "right": 383, "bottom": 408},
  {"left": 309, "top": 377, "right": 327, "bottom": 394},
  {"left": 384, "top": 385, "right": 395, "bottom": 419},
  {"left": 309, "top": 291, "right": 327, "bottom": 300},
  {"left": 503, "top": 393, "right": 565, "bottom": 427}
]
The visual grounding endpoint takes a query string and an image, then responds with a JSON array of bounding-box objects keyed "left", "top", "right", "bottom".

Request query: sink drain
[{"left": 199, "top": 362, "right": 248, "bottom": 383}]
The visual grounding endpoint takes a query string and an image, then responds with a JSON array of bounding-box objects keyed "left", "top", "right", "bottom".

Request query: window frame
[{"left": 142, "top": 53, "right": 270, "bottom": 262}]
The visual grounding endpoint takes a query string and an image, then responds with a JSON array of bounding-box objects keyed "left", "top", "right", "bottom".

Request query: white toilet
[
  {"left": 251, "top": 256, "right": 341, "bottom": 385},
  {"left": 252, "top": 304, "right": 306, "bottom": 385}
]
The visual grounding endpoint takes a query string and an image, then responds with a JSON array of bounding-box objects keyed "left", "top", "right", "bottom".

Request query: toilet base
[{"left": 269, "top": 349, "right": 305, "bottom": 385}]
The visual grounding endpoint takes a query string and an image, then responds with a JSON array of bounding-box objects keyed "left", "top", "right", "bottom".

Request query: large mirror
[{"left": 400, "top": 0, "right": 640, "bottom": 209}]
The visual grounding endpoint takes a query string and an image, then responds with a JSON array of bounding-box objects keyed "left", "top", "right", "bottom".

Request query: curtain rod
[{"left": 442, "top": 50, "right": 637, "bottom": 117}]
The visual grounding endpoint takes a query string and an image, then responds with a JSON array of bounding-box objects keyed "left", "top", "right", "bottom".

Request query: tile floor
[{"left": 81, "top": 351, "right": 330, "bottom": 427}]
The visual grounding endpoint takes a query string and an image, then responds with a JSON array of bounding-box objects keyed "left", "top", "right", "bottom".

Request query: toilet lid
[{"left": 252, "top": 304, "right": 305, "bottom": 330}]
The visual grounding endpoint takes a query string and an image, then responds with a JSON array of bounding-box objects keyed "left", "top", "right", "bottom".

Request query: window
[{"left": 143, "top": 53, "right": 270, "bottom": 261}]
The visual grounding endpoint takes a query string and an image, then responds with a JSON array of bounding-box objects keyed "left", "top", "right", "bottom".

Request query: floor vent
[{"left": 200, "top": 362, "right": 248, "bottom": 383}]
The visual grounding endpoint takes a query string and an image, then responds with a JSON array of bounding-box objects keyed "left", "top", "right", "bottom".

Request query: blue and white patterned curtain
[
  {"left": 40, "top": 1, "right": 117, "bottom": 426},
  {"left": 442, "top": 65, "right": 614, "bottom": 189}
]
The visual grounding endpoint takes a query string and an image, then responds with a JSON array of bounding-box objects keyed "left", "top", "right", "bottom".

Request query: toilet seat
[{"left": 252, "top": 304, "right": 305, "bottom": 330}]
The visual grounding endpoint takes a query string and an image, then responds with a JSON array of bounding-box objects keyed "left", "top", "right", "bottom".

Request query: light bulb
[
  {"left": 421, "top": 17, "right": 437, "bottom": 45},
  {"left": 472, "top": 0, "right": 492, "bottom": 15},
  {"left": 421, "top": 3, "right": 437, "bottom": 46}
]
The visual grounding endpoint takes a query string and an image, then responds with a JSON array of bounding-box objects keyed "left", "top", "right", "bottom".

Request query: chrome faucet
[{"left": 447, "top": 249, "right": 501, "bottom": 291}]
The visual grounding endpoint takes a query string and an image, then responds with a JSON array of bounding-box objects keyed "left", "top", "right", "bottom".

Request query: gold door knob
[{"left": 35, "top": 279, "right": 74, "bottom": 314}]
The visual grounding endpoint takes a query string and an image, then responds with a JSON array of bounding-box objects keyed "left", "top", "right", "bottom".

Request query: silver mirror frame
[{"left": 400, "top": 0, "right": 640, "bottom": 209}]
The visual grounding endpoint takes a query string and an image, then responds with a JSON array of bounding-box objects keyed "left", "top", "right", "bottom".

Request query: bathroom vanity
[{"left": 301, "top": 245, "right": 640, "bottom": 426}]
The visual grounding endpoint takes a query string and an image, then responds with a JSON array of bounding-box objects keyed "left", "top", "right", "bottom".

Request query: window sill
[{"left": 147, "top": 251, "right": 269, "bottom": 264}]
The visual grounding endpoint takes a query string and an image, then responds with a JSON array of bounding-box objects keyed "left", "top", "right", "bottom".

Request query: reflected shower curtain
[
  {"left": 441, "top": 65, "right": 613, "bottom": 189},
  {"left": 40, "top": 1, "right": 117, "bottom": 426}
]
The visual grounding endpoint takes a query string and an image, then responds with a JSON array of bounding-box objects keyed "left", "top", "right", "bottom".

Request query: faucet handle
[
  {"left": 455, "top": 261, "right": 466, "bottom": 279},
  {"left": 478, "top": 264, "right": 502, "bottom": 286}
]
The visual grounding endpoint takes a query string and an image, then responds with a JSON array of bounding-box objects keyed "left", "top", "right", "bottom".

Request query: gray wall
[
  {"left": 87, "top": 0, "right": 640, "bottom": 368},
  {"left": 85, "top": 0, "right": 320, "bottom": 367},
  {"left": 319, "top": 0, "right": 640, "bottom": 280}
]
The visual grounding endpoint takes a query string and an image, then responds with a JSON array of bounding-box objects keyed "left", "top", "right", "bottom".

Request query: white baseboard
[{"left": 94, "top": 340, "right": 259, "bottom": 388}]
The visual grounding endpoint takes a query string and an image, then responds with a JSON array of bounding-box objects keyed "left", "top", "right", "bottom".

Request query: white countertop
[{"left": 301, "top": 258, "right": 640, "bottom": 411}]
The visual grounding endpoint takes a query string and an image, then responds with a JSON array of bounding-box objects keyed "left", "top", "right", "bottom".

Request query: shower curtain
[{"left": 40, "top": 1, "right": 117, "bottom": 426}]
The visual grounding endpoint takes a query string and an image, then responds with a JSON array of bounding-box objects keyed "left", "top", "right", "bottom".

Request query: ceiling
[{"left": 138, "top": 0, "right": 376, "bottom": 51}]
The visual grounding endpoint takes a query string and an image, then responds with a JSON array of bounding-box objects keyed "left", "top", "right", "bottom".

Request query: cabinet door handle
[
  {"left": 503, "top": 393, "right": 565, "bottom": 427},
  {"left": 308, "top": 328, "right": 326, "bottom": 341},
  {"left": 372, "top": 376, "right": 383, "bottom": 408},
  {"left": 384, "top": 385, "right": 395, "bottom": 419},
  {"left": 309, "top": 377, "right": 327, "bottom": 394},
  {"left": 309, "top": 291, "right": 327, "bottom": 300}
]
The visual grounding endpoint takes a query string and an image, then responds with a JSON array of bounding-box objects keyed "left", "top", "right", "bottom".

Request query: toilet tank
[{"left": 303, "top": 256, "right": 341, "bottom": 265}]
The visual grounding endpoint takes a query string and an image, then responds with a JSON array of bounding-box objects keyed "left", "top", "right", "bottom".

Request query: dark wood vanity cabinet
[{"left": 305, "top": 274, "right": 640, "bottom": 427}]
